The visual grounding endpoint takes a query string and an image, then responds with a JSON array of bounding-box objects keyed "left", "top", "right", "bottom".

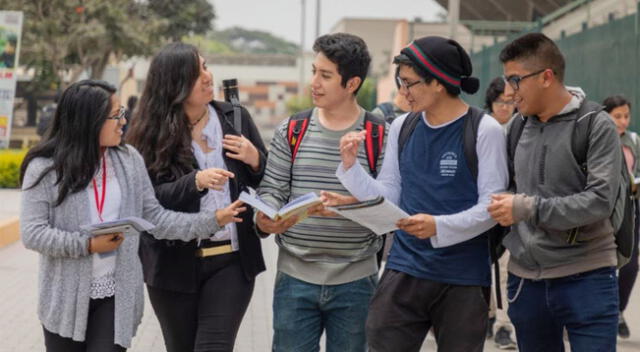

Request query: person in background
[
  {"left": 483, "top": 76, "right": 517, "bottom": 350},
  {"left": 485, "top": 77, "right": 516, "bottom": 129},
  {"left": 372, "top": 68, "right": 410, "bottom": 124},
  {"left": 127, "top": 42, "right": 267, "bottom": 352},
  {"left": 20, "top": 79, "right": 243, "bottom": 352},
  {"left": 603, "top": 95, "right": 640, "bottom": 339}
]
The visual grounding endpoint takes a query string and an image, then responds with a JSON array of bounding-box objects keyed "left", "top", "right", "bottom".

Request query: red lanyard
[{"left": 92, "top": 155, "right": 107, "bottom": 222}]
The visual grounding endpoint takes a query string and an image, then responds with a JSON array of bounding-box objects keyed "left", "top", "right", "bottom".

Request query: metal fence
[{"left": 466, "top": 4, "right": 640, "bottom": 130}]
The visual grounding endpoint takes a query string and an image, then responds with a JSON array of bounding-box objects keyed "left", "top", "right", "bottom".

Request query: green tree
[
  {"left": 0, "top": 0, "right": 214, "bottom": 93},
  {"left": 147, "top": 0, "right": 215, "bottom": 42},
  {"left": 356, "top": 78, "right": 377, "bottom": 111},
  {"left": 215, "top": 27, "right": 299, "bottom": 55},
  {"left": 286, "top": 94, "right": 313, "bottom": 115}
]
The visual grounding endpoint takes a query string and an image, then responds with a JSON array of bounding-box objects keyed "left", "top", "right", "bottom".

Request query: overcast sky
[{"left": 211, "top": 0, "right": 444, "bottom": 49}]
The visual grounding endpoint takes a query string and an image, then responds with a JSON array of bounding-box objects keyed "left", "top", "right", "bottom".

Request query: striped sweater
[{"left": 259, "top": 107, "right": 386, "bottom": 285}]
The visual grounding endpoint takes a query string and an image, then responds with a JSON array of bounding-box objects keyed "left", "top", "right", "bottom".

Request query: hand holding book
[{"left": 240, "top": 188, "right": 322, "bottom": 234}]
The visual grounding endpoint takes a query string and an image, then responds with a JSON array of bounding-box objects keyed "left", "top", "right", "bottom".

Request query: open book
[
  {"left": 328, "top": 196, "right": 409, "bottom": 235},
  {"left": 239, "top": 188, "right": 321, "bottom": 221}
]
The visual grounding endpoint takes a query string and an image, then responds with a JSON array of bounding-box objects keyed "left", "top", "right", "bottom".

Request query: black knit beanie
[{"left": 400, "top": 36, "right": 480, "bottom": 95}]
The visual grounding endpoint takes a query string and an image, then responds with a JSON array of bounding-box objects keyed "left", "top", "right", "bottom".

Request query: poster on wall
[{"left": 0, "top": 11, "right": 22, "bottom": 148}]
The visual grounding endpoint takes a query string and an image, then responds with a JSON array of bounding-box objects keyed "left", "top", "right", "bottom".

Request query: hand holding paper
[
  {"left": 397, "top": 214, "right": 436, "bottom": 239},
  {"left": 309, "top": 191, "right": 359, "bottom": 217},
  {"left": 327, "top": 196, "right": 409, "bottom": 235}
]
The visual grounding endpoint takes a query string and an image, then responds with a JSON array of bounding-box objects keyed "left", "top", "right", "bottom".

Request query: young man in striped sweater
[{"left": 256, "top": 33, "right": 385, "bottom": 352}]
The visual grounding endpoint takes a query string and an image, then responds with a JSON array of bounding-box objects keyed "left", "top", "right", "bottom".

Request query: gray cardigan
[{"left": 20, "top": 145, "right": 221, "bottom": 348}]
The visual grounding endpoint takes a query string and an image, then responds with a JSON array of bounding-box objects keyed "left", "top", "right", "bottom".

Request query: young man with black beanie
[
  {"left": 336, "top": 36, "right": 508, "bottom": 351},
  {"left": 489, "top": 32, "right": 622, "bottom": 352}
]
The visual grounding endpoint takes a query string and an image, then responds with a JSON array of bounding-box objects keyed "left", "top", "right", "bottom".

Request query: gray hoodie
[{"left": 505, "top": 88, "right": 621, "bottom": 279}]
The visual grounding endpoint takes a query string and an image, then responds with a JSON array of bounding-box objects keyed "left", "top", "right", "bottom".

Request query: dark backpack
[
  {"left": 376, "top": 102, "right": 397, "bottom": 124},
  {"left": 507, "top": 100, "right": 635, "bottom": 268},
  {"left": 287, "top": 109, "right": 386, "bottom": 177},
  {"left": 398, "top": 107, "right": 509, "bottom": 307}
]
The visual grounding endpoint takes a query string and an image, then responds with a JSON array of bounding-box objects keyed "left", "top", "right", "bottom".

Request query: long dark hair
[
  {"left": 126, "top": 42, "right": 201, "bottom": 182},
  {"left": 20, "top": 80, "right": 116, "bottom": 206}
]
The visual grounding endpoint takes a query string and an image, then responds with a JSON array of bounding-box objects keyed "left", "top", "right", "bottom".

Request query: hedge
[{"left": 0, "top": 149, "right": 27, "bottom": 188}]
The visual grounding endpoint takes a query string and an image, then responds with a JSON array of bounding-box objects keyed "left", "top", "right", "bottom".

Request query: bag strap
[
  {"left": 287, "top": 109, "right": 313, "bottom": 162},
  {"left": 462, "top": 106, "right": 486, "bottom": 181},
  {"left": 364, "top": 112, "right": 385, "bottom": 178},
  {"left": 287, "top": 109, "right": 385, "bottom": 177},
  {"left": 506, "top": 113, "right": 527, "bottom": 190},
  {"left": 571, "top": 100, "right": 603, "bottom": 174},
  {"left": 397, "top": 112, "right": 422, "bottom": 160}
]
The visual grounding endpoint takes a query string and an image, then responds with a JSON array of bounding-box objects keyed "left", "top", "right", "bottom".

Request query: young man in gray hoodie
[{"left": 488, "top": 33, "right": 622, "bottom": 351}]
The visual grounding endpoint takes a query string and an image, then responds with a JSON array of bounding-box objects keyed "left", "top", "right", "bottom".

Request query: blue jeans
[
  {"left": 272, "top": 271, "right": 377, "bottom": 352},
  {"left": 507, "top": 267, "right": 619, "bottom": 352}
]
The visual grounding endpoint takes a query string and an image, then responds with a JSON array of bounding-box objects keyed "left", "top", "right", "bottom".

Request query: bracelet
[{"left": 195, "top": 171, "right": 204, "bottom": 192}]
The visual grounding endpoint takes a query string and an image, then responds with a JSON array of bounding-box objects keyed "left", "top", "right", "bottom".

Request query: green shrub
[{"left": 0, "top": 149, "right": 27, "bottom": 188}]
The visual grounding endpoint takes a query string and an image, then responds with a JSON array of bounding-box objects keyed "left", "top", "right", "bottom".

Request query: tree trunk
[{"left": 90, "top": 51, "right": 112, "bottom": 80}]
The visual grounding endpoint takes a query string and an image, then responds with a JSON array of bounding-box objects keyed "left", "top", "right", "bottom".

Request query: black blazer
[{"left": 139, "top": 101, "right": 267, "bottom": 293}]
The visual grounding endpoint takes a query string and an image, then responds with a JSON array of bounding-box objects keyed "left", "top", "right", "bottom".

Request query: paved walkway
[{"left": 2, "top": 188, "right": 640, "bottom": 351}]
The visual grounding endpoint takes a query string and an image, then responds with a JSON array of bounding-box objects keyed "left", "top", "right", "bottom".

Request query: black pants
[
  {"left": 366, "top": 270, "right": 489, "bottom": 352},
  {"left": 619, "top": 200, "right": 640, "bottom": 312},
  {"left": 147, "top": 252, "right": 255, "bottom": 352},
  {"left": 43, "top": 297, "right": 125, "bottom": 352}
]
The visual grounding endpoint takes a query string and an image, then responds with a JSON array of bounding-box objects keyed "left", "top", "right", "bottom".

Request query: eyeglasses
[
  {"left": 396, "top": 76, "right": 425, "bottom": 91},
  {"left": 106, "top": 106, "right": 126, "bottom": 120},
  {"left": 493, "top": 99, "right": 515, "bottom": 108},
  {"left": 502, "top": 69, "right": 547, "bottom": 91}
]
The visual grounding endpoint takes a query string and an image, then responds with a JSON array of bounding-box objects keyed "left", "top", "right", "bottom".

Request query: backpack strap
[
  {"left": 571, "top": 100, "right": 603, "bottom": 174},
  {"left": 462, "top": 106, "right": 486, "bottom": 180},
  {"left": 287, "top": 109, "right": 385, "bottom": 177},
  {"left": 287, "top": 109, "right": 313, "bottom": 162},
  {"left": 398, "top": 108, "right": 485, "bottom": 179},
  {"left": 364, "top": 112, "right": 386, "bottom": 178},
  {"left": 506, "top": 113, "right": 528, "bottom": 190},
  {"left": 397, "top": 112, "right": 422, "bottom": 160}
]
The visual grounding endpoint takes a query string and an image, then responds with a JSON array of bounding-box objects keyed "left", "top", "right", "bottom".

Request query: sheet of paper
[{"left": 328, "top": 198, "right": 409, "bottom": 235}]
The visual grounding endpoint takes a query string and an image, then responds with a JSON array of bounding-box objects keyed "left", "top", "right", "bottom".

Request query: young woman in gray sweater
[{"left": 19, "top": 80, "right": 245, "bottom": 352}]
